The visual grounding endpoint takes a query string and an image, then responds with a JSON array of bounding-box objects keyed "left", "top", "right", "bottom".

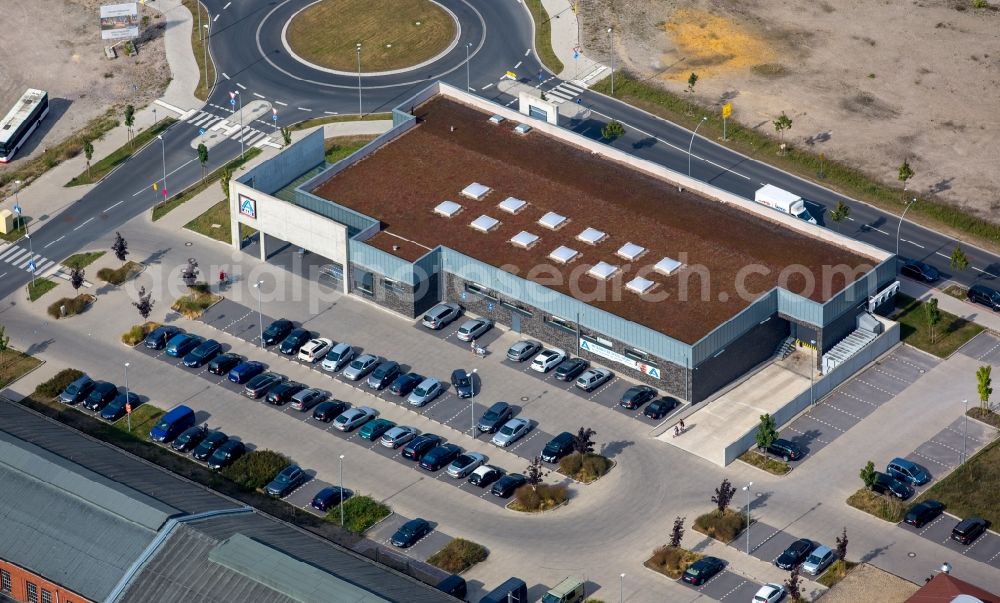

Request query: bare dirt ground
[
  {"left": 0, "top": 0, "right": 169, "bottom": 170},
  {"left": 578, "top": 0, "right": 1000, "bottom": 218}
]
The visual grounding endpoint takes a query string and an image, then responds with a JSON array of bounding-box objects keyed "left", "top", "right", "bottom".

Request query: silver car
[
  {"left": 380, "top": 426, "right": 418, "bottom": 449},
  {"left": 321, "top": 342, "right": 355, "bottom": 372},
  {"left": 407, "top": 378, "right": 444, "bottom": 407},
  {"left": 491, "top": 418, "right": 531, "bottom": 447},
  {"left": 446, "top": 452, "right": 487, "bottom": 478},
  {"left": 801, "top": 545, "right": 835, "bottom": 576},
  {"left": 333, "top": 406, "right": 377, "bottom": 432},
  {"left": 343, "top": 354, "right": 379, "bottom": 381},
  {"left": 506, "top": 340, "right": 542, "bottom": 362},
  {"left": 421, "top": 302, "right": 462, "bottom": 330},
  {"left": 456, "top": 318, "right": 493, "bottom": 342},
  {"left": 575, "top": 367, "right": 613, "bottom": 392}
]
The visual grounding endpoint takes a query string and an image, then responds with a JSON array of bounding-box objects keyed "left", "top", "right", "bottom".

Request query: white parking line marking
[
  {"left": 514, "top": 61, "right": 522, "bottom": 69},
  {"left": 524, "top": 49, "right": 530, "bottom": 56},
  {"left": 222, "top": 72, "right": 230, "bottom": 80},
  {"left": 298, "top": 107, "right": 313, "bottom": 111},
  {"left": 43, "top": 236, "right": 64, "bottom": 249},
  {"left": 236, "top": 82, "right": 246, "bottom": 90},
  {"left": 223, "top": 1, "right": 231, "bottom": 8},
  {"left": 275, "top": 100, "right": 288, "bottom": 106},
  {"left": 253, "top": 92, "right": 265, "bottom": 99},
  {"left": 324, "top": 111, "right": 338, "bottom": 115},
  {"left": 482, "top": 83, "right": 494, "bottom": 90},
  {"left": 105, "top": 200, "right": 125, "bottom": 212},
  {"left": 213, "top": 13, "right": 219, "bottom": 21},
  {"left": 73, "top": 217, "right": 94, "bottom": 231}
]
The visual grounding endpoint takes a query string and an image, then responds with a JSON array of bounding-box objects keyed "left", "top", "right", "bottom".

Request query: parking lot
[
  {"left": 901, "top": 513, "right": 1000, "bottom": 570},
  {"left": 680, "top": 568, "right": 762, "bottom": 601},
  {"left": 902, "top": 415, "right": 996, "bottom": 487},
  {"left": 959, "top": 332, "right": 1000, "bottom": 365}
]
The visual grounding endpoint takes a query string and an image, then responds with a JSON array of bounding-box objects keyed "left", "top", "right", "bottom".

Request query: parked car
[
  {"left": 243, "top": 372, "right": 286, "bottom": 399},
  {"left": 149, "top": 405, "right": 196, "bottom": 442},
  {"left": 900, "top": 260, "right": 940, "bottom": 283},
  {"left": 451, "top": 368, "right": 474, "bottom": 398},
  {"left": 554, "top": 358, "right": 589, "bottom": 382},
  {"left": 82, "top": 381, "right": 118, "bottom": 411},
  {"left": 419, "top": 443, "right": 462, "bottom": 471},
  {"left": 478, "top": 401, "right": 514, "bottom": 434},
  {"left": 506, "top": 339, "right": 541, "bottom": 362},
  {"left": 871, "top": 472, "right": 914, "bottom": 500},
  {"left": 753, "top": 583, "right": 786, "bottom": 603},
  {"left": 312, "top": 399, "right": 349, "bottom": 422},
  {"left": 279, "top": 328, "right": 312, "bottom": 355},
  {"left": 389, "top": 372, "right": 423, "bottom": 397},
  {"left": 261, "top": 319, "right": 293, "bottom": 346},
  {"left": 456, "top": 318, "right": 493, "bottom": 341},
  {"left": 358, "top": 418, "right": 396, "bottom": 441},
  {"left": 333, "top": 406, "right": 377, "bottom": 432},
  {"left": 541, "top": 432, "right": 576, "bottom": 463},
  {"left": 290, "top": 388, "right": 327, "bottom": 411},
  {"left": 682, "top": 556, "right": 725, "bottom": 585},
  {"left": 951, "top": 517, "right": 988, "bottom": 545},
  {"left": 165, "top": 333, "right": 203, "bottom": 358},
  {"left": 421, "top": 302, "right": 462, "bottom": 330},
  {"left": 100, "top": 391, "right": 140, "bottom": 422},
  {"left": 266, "top": 381, "right": 305, "bottom": 406},
  {"left": 575, "top": 367, "right": 613, "bottom": 392},
  {"left": 311, "top": 486, "right": 352, "bottom": 511},
  {"left": 491, "top": 473, "right": 527, "bottom": 498},
  {"left": 801, "top": 545, "right": 836, "bottom": 576},
  {"left": 343, "top": 354, "right": 379, "bottom": 381},
  {"left": 766, "top": 439, "right": 804, "bottom": 462},
  {"left": 644, "top": 397, "right": 679, "bottom": 420},
  {"left": 208, "top": 353, "right": 244, "bottom": 376},
  {"left": 171, "top": 425, "right": 208, "bottom": 452},
  {"left": 403, "top": 434, "right": 442, "bottom": 460},
  {"left": 531, "top": 349, "right": 566, "bottom": 372},
  {"left": 367, "top": 360, "right": 401, "bottom": 390},
  {"left": 469, "top": 465, "right": 504, "bottom": 488},
  {"left": 144, "top": 325, "right": 182, "bottom": 350},
  {"left": 59, "top": 374, "right": 95, "bottom": 404},
  {"left": 321, "top": 342, "right": 355, "bottom": 372},
  {"left": 192, "top": 431, "right": 228, "bottom": 461},
  {"left": 968, "top": 284, "right": 1000, "bottom": 311},
  {"left": 228, "top": 360, "right": 265, "bottom": 384},
  {"left": 774, "top": 538, "right": 815, "bottom": 570},
  {"left": 492, "top": 418, "right": 531, "bottom": 447},
  {"left": 905, "top": 500, "right": 945, "bottom": 528},
  {"left": 887, "top": 457, "right": 930, "bottom": 486},
  {"left": 408, "top": 377, "right": 444, "bottom": 406},
  {"left": 620, "top": 385, "right": 657, "bottom": 410},
  {"left": 390, "top": 518, "right": 431, "bottom": 548},
  {"left": 447, "top": 452, "right": 486, "bottom": 478},
  {"left": 265, "top": 464, "right": 307, "bottom": 497},
  {"left": 182, "top": 338, "right": 221, "bottom": 368},
  {"left": 297, "top": 337, "right": 332, "bottom": 363},
  {"left": 207, "top": 440, "right": 246, "bottom": 470},
  {"left": 380, "top": 426, "right": 418, "bottom": 449}
]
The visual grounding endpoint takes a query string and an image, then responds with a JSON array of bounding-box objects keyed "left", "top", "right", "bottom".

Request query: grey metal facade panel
[
  {"left": 291, "top": 189, "right": 378, "bottom": 237},
  {"left": 413, "top": 246, "right": 443, "bottom": 277},
  {"left": 237, "top": 130, "right": 325, "bottom": 195},
  {"left": 692, "top": 290, "right": 779, "bottom": 366},
  {"left": 349, "top": 240, "right": 418, "bottom": 285},
  {"left": 822, "top": 259, "right": 896, "bottom": 324},
  {"left": 775, "top": 288, "right": 824, "bottom": 325}
]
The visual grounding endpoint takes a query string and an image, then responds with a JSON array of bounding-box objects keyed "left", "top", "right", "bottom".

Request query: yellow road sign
[
  {"left": 152, "top": 182, "right": 157, "bottom": 191},
  {"left": 505, "top": 71, "right": 517, "bottom": 80},
  {"left": 722, "top": 103, "right": 732, "bottom": 119}
]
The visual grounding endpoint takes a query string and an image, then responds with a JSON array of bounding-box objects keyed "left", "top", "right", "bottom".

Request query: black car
[
  {"left": 477, "top": 401, "right": 514, "bottom": 434},
  {"left": 419, "top": 443, "right": 462, "bottom": 471},
  {"left": 243, "top": 372, "right": 285, "bottom": 398},
  {"left": 968, "top": 284, "right": 1000, "bottom": 311},
  {"left": 554, "top": 358, "right": 589, "bottom": 382},
  {"left": 311, "top": 486, "right": 353, "bottom": 511},
  {"left": 266, "top": 381, "right": 305, "bottom": 405},
  {"left": 541, "top": 431, "right": 576, "bottom": 463},
  {"left": 183, "top": 338, "right": 221, "bottom": 368},
  {"left": 900, "top": 260, "right": 940, "bottom": 283},
  {"left": 905, "top": 500, "right": 945, "bottom": 528},
  {"left": 682, "top": 556, "right": 725, "bottom": 585},
  {"left": 367, "top": 361, "right": 401, "bottom": 390},
  {"left": 171, "top": 425, "right": 209, "bottom": 452},
  {"left": 100, "top": 392, "right": 140, "bottom": 422},
  {"left": 403, "top": 434, "right": 442, "bottom": 460},
  {"left": 265, "top": 464, "right": 308, "bottom": 497},
  {"left": 83, "top": 381, "right": 118, "bottom": 411},
  {"left": 208, "top": 353, "right": 244, "bottom": 375},
  {"left": 388, "top": 372, "right": 423, "bottom": 397},
  {"left": 871, "top": 472, "right": 914, "bottom": 500},
  {"left": 279, "top": 328, "right": 311, "bottom": 355},
  {"left": 192, "top": 431, "right": 229, "bottom": 461},
  {"left": 620, "top": 385, "right": 657, "bottom": 410},
  {"left": 767, "top": 438, "right": 804, "bottom": 461},
  {"left": 207, "top": 440, "right": 246, "bottom": 469},
  {"left": 468, "top": 465, "right": 504, "bottom": 488},
  {"left": 774, "top": 538, "right": 815, "bottom": 570},
  {"left": 262, "top": 319, "right": 294, "bottom": 346},
  {"left": 391, "top": 518, "right": 431, "bottom": 548},
  {"left": 491, "top": 473, "right": 527, "bottom": 498},
  {"left": 313, "top": 399, "right": 350, "bottom": 422},
  {"left": 144, "top": 325, "right": 183, "bottom": 350},
  {"left": 951, "top": 517, "right": 988, "bottom": 545},
  {"left": 643, "top": 397, "right": 679, "bottom": 420},
  {"left": 451, "top": 369, "right": 474, "bottom": 399}
]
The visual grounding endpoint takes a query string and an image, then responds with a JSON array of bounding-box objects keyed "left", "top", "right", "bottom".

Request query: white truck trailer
[{"left": 754, "top": 184, "right": 816, "bottom": 224}]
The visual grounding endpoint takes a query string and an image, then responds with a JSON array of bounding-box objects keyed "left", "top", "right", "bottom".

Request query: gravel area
[{"left": 819, "top": 563, "right": 918, "bottom": 603}]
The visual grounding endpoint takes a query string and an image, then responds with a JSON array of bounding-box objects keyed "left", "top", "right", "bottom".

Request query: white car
[
  {"left": 407, "top": 378, "right": 444, "bottom": 407},
  {"left": 531, "top": 348, "right": 566, "bottom": 373},
  {"left": 491, "top": 418, "right": 531, "bottom": 447},
  {"left": 332, "top": 406, "right": 377, "bottom": 432},
  {"left": 297, "top": 337, "right": 332, "bottom": 363},
  {"left": 753, "top": 583, "right": 785, "bottom": 603}
]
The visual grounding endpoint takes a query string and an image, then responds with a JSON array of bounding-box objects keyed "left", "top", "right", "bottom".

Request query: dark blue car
[
  {"left": 144, "top": 325, "right": 183, "bottom": 350},
  {"left": 183, "top": 339, "right": 221, "bottom": 368},
  {"left": 165, "top": 333, "right": 203, "bottom": 358},
  {"left": 100, "top": 392, "right": 141, "bottom": 422},
  {"left": 228, "top": 360, "right": 265, "bottom": 384}
]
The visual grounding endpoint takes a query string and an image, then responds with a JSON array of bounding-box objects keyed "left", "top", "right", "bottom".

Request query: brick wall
[{"left": 0, "top": 559, "right": 91, "bottom": 603}]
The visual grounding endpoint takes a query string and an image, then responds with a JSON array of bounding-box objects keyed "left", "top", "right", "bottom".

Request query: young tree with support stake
[
  {"left": 573, "top": 427, "right": 596, "bottom": 455},
  {"left": 197, "top": 143, "right": 209, "bottom": 183},
  {"left": 977, "top": 365, "right": 992, "bottom": 412},
  {"left": 669, "top": 516, "right": 685, "bottom": 548},
  {"left": 860, "top": 460, "right": 876, "bottom": 489},
  {"left": 0, "top": 325, "right": 8, "bottom": 383},
  {"left": 898, "top": 159, "right": 914, "bottom": 199},
  {"left": 924, "top": 297, "right": 940, "bottom": 344},
  {"left": 133, "top": 286, "right": 154, "bottom": 320},
  {"left": 951, "top": 245, "right": 969, "bottom": 271},
  {"left": 755, "top": 413, "right": 778, "bottom": 454},
  {"left": 829, "top": 201, "right": 851, "bottom": 230},
  {"left": 70, "top": 268, "right": 84, "bottom": 291},
  {"left": 712, "top": 479, "right": 736, "bottom": 515},
  {"left": 124, "top": 105, "right": 135, "bottom": 146},
  {"left": 524, "top": 456, "right": 548, "bottom": 491},
  {"left": 112, "top": 231, "right": 129, "bottom": 262},
  {"left": 785, "top": 566, "right": 803, "bottom": 602},
  {"left": 83, "top": 140, "right": 94, "bottom": 178},
  {"left": 773, "top": 112, "right": 792, "bottom": 154}
]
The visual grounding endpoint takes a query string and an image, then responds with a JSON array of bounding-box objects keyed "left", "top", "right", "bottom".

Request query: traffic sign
[
  {"left": 199, "top": 127, "right": 205, "bottom": 136},
  {"left": 27, "top": 259, "right": 36, "bottom": 273},
  {"left": 722, "top": 103, "right": 732, "bottom": 119},
  {"left": 12, "top": 204, "right": 21, "bottom": 216}
]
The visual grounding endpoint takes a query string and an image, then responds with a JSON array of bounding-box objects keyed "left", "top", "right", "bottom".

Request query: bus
[{"left": 0, "top": 89, "right": 49, "bottom": 163}]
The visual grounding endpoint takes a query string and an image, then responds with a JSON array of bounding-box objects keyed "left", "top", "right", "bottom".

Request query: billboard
[
  {"left": 579, "top": 339, "right": 662, "bottom": 379},
  {"left": 100, "top": 3, "right": 139, "bottom": 40}
]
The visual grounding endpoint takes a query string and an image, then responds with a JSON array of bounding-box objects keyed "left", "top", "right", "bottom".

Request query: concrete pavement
[{"left": 900, "top": 277, "right": 1000, "bottom": 334}]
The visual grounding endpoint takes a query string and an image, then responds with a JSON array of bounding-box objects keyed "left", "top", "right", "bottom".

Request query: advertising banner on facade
[
  {"left": 579, "top": 339, "right": 661, "bottom": 379},
  {"left": 100, "top": 3, "right": 139, "bottom": 40}
]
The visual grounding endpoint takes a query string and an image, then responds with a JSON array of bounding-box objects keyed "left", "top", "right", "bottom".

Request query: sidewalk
[
  {"left": 539, "top": 0, "right": 607, "bottom": 82},
  {"left": 900, "top": 278, "right": 1000, "bottom": 333}
]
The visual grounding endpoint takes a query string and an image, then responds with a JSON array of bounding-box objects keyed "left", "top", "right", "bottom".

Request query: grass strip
[
  {"left": 290, "top": 112, "right": 392, "bottom": 132},
  {"left": 121, "top": 322, "right": 160, "bottom": 346},
  {"left": 62, "top": 251, "right": 106, "bottom": 270},
  {"left": 817, "top": 560, "right": 858, "bottom": 588},
  {"left": 0, "top": 349, "right": 43, "bottom": 389},
  {"left": 183, "top": 0, "right": 216, "bottom": 101},
  {"left": 893, "top": 293, "right": 983, "bottom": 358},
  {"left": 427, "top": 538, "right": 488, "bottom": 573},
  {"left": 26, "top": 279, "right": 57, "bottom": 302},
  {"left": 152, "top": 147, "right": 261, "bottom": 221},
  {"left": 97, "top": 261, "right": 143, "bottom": 286},
  {"left": 66, "top": 118, "right": 177, "bottom": 186},
  {"left": 46, "top": 294, "right": 94, "bottom": 319},
  {"left": 325, "top": 495, "right": 391, "bottom": 534},
  {"left": 325, "top": 136, "right": 376, "bottom": 163},
  {"left": 846, "top": 488, "right": 905, "bottom": 523},
  {"left": 172, "top": 285, "right": 221, "bottom": 318},
  {"left": 111, "top": 404, "right": 165, "bottom": 436},
  {"left": 916, "top": 437, "right": 1000, "bottom": 527},
  {"left": 524, "top": 0, "right": 563, "bottom": 74},
  {"left": 184, "top": 199, "right": 256, "bottom": 243},
  {"left": 738, "top": 450, "right": 790, "bottom": 475},
  {"left": 645, "top": 545, "right": 702, "bottom": 579}
]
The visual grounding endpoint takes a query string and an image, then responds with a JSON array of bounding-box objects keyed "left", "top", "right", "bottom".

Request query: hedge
[{"left": 220, "top": 449, "right": 290, "bottom": 490}]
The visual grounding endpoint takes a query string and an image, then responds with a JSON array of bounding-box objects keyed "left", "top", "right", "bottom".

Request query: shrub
[
  {"left": 121, "top": 322, "right": 160, "bottom": 346},
  {"left": 35, "top": 368, "right": 84, "bottom": 399},
  {"left": 846, "top": 488, "right": 905, "bottom": 522},
  {"left": 694, "top": 509, "right": 747, "bottom": 543},
  {"left": 172, "top": 288, "right": 220, "bottom": 319},
  {"left": 97, "top": 261, "right": 141, "bottom": 285},
  {"left": 559, "top": 452, "right": 612, "bottom": 482},
  {"left": 559, "top": 452, "right": 583, "bottom": 477},
  {"left": 46, "top": 295, "right": 93, "bottom": 319},
  {"left": 646, "top": 545, "right": 702, "bottom": 579},
  {"left": 427, "top": 538, "right": 489, "bottom": 573},
  {"left": 326, "top": 495, "right": 391, "bottom": 534},
  {"left": 511, "top": 483, "right": 568, "bottom": 512},
  {"left": 220, "top": 449, "right": 289, "bottom": 490}
]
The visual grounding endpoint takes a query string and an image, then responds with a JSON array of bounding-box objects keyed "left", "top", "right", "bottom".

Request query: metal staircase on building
[
  {"left": 822, "top": 328, "right": 878, "bottom": 373},
  {"left": 774, "top": 336, "right": 796, "bottom": 360}
]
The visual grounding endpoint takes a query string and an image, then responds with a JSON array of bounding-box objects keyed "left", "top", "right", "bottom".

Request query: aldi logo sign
[{"left": 238, "top": 194, "right": 257, "bottom": 219}]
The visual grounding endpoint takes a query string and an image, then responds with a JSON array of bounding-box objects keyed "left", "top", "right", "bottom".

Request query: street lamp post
[
  {"left": 607, "top": 27, "right": 614, "bottom": 95},
  {"left": 742, "top": 482, "right": 753, "bottom": 555},
  {"left": 962, "top": 398, "right": 968, "bottom": 464},
  {"left": 465, "top": 42, "right": 472, "bottom": 92},
  {"left": 25, "top": 231, "right": 35, "bottom": 288},
  {"left": 124, "top": 362, "right": 131, "bottom": 432},
  {"left": 234, "top": 90, "right": 245, "bottom": 160},
  {"left": 356, "top": 43, "right": 363, "bottom": 116},
  {"left": 619, "top": 573, "right": 625, "bottom": 603},
  {"left": 810, "top": 338, "right": 817, "bottom": 404},
  {"left": 688, "top": 116, "right": 708, "bottom": 179},
  {"left": 339, "top": 454, "right": 346, "bottom": 528},
  {"left": 470, "top": 368, "right": 478, "bottom": 437},
  {"left": 896, "top": 197, "right": 916, "bottom": 261},
  {"left": 157, "top": 134, "right": 167, "bottom": 203},
  {"left": 254, "top": 280, "right": 265, "bottom": 348},
  {"left": 203, "top": 24, "right": 210, "bottom": 88}
]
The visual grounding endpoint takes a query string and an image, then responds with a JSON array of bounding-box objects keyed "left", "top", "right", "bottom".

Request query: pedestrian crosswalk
[
  {"left": 0, "top": 242, "right": 58, "bottom": 275},
  {"left": 186, "top": 110, "right": 273, "bottom": 147},
  {"left": 544, "top": 80, "right": 587, "bottom": 105}
]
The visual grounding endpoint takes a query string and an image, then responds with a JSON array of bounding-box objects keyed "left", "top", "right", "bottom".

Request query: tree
[
  {"left": 898, "top": 159, "right": 914, "bottom": 193},
  {"left": 83, "top": 140, "right": 94, "bottom": 178},
  {"left": 835, "top": 526, "right": 849, "bottom": 562},
  {"left": 69, "top": 268, "right": 84, "bottom": 291},
  {"left": 686, "top": 72, "right": 699, "bottom": 94},
  {"left": 924, "top": 297, "right": 940, "bottom": 344},
  {"left": 281, "top": 126, "right": 292, "bottom": 146},
  {"left": 197, "top": 143, "right": 209, "bottom": 183},
  {"left": 220, "top": 168, "right": 232, "bottom": 199},
  {"left": 977, "top": 364, "right": 992, "bottom": 412},
  {"left": 525, "top": 456, "right": 548, "bottom": 490},
  {"left": 124, "top": 104, "right": 135, "bottom": 145},
  {"left": 755, "top": 413, "right": 778, "bottom": 453},
  {"left": 860, "top": 460, "right": 876, "bottom": 489},
  {"left": 601, "top": 119, "right": 625, "bottom": 141},
  {"left": 773, "top": 112, "right": 793, "bottom": 153},
  {"left": 669, "top": 516, "right": 685, "bottom": 548},
  {"left": 0, "top": 325, "right": 8, "bottom": 382},
  {"left": 951, "top": 244, "right": 969, "bottom": 271},
  {"left": 573, "top": 427, "right": 596, "bottom": 455},
  {"left": 829, "top": 201, "right": 851, "bottom": 229},
  {"left": 132, "top": 286, "right": 154, "bottom": 320},
  {"left": 112, "top": 231, "right": 129, "bottom": 262},
  {"left": 712, "top": 478, "right": 736, "bottom": 514},
  {"left": 785, "top": 566, "right": 802, "bottom": 601}
]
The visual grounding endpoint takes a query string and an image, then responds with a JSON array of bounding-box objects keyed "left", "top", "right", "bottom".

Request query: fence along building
[{"left": 231, "top": 82, "right": 895, "bottom": 403}]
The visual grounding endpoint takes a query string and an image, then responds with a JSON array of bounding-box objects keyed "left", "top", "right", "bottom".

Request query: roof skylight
[
  {"left": 588, "top": 261, "right": 620, "bottom": 280},
  {"left": 538, "top": 211, "right": 568, "bottom": 230},
  {"left": 654, "top": 257, "right": 683, "bottom": 276},
  {"left": 510, "top": 231, "right": 540, "bottom": 249},
  {"left": 498, "top": 197, "right": 527, "bottom": 214},
  {"left": 461, "top": 182, "right": 491, "bottom": 200},
  {"left": 470, "top": 215, "right": 500, "bottom": 233},
  {"left": 433, "top": 200, "right": 462, "bottom": 218},
  {"left": 617, "top": 242, "right": 646, "bottom": 261},
  {"left": 576, "top": 227, "right": 607, "bottom": 245},
  {"left": 626, "top": 276, "right": 655, "bottom": 295},
  {"left": 548, "top": 246, "right": 578, "bottom": 264}
]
